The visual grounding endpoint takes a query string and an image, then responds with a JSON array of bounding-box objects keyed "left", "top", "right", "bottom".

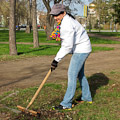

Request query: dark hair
[
  {"left": 53, "top": 11, "right": 65, "bottom": 17},
  {"left": 52, "top": 11, "right": 75, "bottom": 20},
  {"left": 67, "top": 13, "right": 75, "bottom": 19}
]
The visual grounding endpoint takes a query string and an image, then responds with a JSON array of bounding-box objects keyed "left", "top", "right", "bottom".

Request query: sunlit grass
[
  {"left": 0, "top": 44, "right": 114, "bottom": 61},
  {"left": 90, "top": 32, "right": 120, "bottom": 37},
  {"left": 90, "top": 37, "right": 120, "bottom": 44},
  {"left": 0, "top": 30, "right": 119, "bottom": 61},
  {"left": 0, "top": 30, "right": 120, "bottom": 44},
  {"left": 0, "top": 30, "right": 60, "bottom": 44}
]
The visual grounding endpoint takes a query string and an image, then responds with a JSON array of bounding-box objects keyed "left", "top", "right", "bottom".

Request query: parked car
[
  {"left": 37, "top": 25, "right": 40, "bottom": 29},
  {"left": 20, "top": 24, "right": 26, "bottom": 28}
]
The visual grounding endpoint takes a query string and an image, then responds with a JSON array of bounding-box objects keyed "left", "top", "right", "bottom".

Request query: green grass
[
  {"left": 0, "top": 30, "right": 119, "bottom": 61},
  {"left": 0, "top": 30, "right": 120, "bottom": 44},
  {"left": 0, "top": 44, "right": 114, "bottom": 61},
  {"left": 92, "top": 46, "right": 114, "bottom": 52},
  {"left": 0, "top": 44, "right": 60, "bottom": 61},
  {"left": 90, "top": 37, "right": 120, "bottom": 44},
  {"left": 90, "top": 32, "right": 120, "bottom": 37},
  {"left": 0, "top": 72, "right": 120, "bottom": 120},
  {"left": 0, "top": 30, "right": 60, "bottom": 44}
]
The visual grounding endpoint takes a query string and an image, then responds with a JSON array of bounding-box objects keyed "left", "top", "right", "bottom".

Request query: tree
[
  {"left": 16, "top": 0, "right": 28, "bottom": 30},
  {"left": 112, "top": 0, "right": 120, "bottom": 26},
  {"left": 32, "top": 0, "right": 39, "bottom": 47},
  {"left": 92, "top": 0, "right": 111, "bottom": 32},
  {"left": 26, "top": 0, "right": 32, "bottom": 33},
  {"left": 94, "top": 0, "right": 103, "bottom": 32},
  {"left": 0, "top": 0, "right": 28, "bottom": 28},
  {"left": 39, "top": 11, "right": 47, "bottom": 29},
  {"left": 0, "top": 0, "right": 9, "bottom": 27},
  {"left": 9, "top": 0, "right": 17, "bottom": 55},
  {"left": 113, "top": 0, "right": 120, "bottom": 24},
  {"left": 42, "top": 0, "right": 58, "bottom": 40}
]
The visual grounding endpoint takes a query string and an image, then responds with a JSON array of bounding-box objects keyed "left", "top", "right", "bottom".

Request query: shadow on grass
[
  {"left": 88, "top": 73, "right": 109, "bottom": 99},
  {"left": 17, "top": 45, "right": 55, "bottom": 55},
  {"left": 75, "top": 73, "right": 109, "bottom": 101}
]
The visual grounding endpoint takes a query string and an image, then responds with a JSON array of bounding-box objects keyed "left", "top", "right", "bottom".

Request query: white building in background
[
  {"left": 37, "top": 10, "right": 47, "bottom": 28},
  {"left": 0, "top": 15, "right": 4, "bottom": 27},
  {"left": 37, "top": 11, "right": 40, "bottom": 25},
  {"left": 37, "top": 11, "right": 47, "bottom": 24}
]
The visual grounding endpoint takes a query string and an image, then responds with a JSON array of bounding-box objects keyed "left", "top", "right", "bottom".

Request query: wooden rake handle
[{"left": 26, "top": 69, "right": 52, "bottom": 109}]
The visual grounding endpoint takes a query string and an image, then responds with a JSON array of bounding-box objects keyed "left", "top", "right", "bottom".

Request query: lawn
[
  {"left": 0, "top": 30, "right": 60, "bottom": 43},
  {"left": 0, "top": 70, "right": 120, "bottom": 120},
  {"left": 90, "top": 37, "right": 120, "bottom": 44},
  {"left": 0, "top": 43, "right": 114, "bottom": 61},
  {"left": 90, "top": 32, "right": 120, "bottom": 37},
  {"left": 0, "top": 44, "right": 61, "bottom": 61},
  {"left": 0, "top": 30, "right": 120, "bottom": 44},
  {"left": 0, "top": 30, "right": 119, "bottom": 61}
]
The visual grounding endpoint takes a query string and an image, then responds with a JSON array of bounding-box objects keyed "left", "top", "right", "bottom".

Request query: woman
[{"left": 50, "top": 3, "right": 92, "bottom": 110}]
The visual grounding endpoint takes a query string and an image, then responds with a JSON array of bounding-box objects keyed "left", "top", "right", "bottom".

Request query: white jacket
[{"left": 54, "top": 14, "right": 92, "bottom": 62}]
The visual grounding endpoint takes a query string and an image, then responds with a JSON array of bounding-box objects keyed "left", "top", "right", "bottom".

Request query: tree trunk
[
  {"left": 32, "top": 0, "right": 39, "bottom": 48},
  {"left": 9, "top": 0, "right": 17, "bottom": 55},
  {"left": 98, "top": 18, "right": 101, "bottom": 32},
  {"left": 46, "top": 13, "right": 54, "bottom": 40},
  {"left": 89, "top": 14, "right": 91, "bottom": 32},
  {"left": 26, "top": 0, "right": 32, "bottom": 33},
  {"left": 42, "top": 0, "right": 55, "bottom": 40}
]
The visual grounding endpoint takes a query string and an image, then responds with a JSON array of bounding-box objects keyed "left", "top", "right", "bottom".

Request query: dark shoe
[{"left": 52, "top": 105, "right": 72, "bottom": 110}]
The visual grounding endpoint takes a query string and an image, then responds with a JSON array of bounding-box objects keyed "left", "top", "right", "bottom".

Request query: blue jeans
[{"left": 60, "top": 53, "right": 92, "bottom": 108}]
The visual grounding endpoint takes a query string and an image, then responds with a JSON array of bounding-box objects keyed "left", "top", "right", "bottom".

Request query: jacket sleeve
[{"left": 54, "top": 22, "right": 75, "bottom": 62}]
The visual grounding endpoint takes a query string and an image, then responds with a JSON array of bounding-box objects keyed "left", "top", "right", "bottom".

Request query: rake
[{"left": 17, "top": 69, "right": 52, "bottom": 116}]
